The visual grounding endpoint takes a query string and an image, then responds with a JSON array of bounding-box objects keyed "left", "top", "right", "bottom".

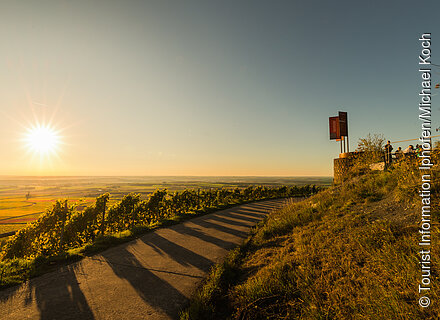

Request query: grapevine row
[{"left": 0, "top": 185, "right": 317, "bottom": 260}]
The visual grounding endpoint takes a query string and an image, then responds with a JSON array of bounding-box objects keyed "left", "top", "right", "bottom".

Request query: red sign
[
  {"left": 338, "top": 111, "right": 348, "bottom": 136},
  {"left": 329, "top": 116, "right": 340, "bottom": 140}
]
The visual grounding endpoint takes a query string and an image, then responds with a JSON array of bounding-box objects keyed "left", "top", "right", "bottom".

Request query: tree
[
  {"left": 356, "top": 133, "right": 385, "bottom": 153},
  {"left": 347, "top": 133, "right": 387, "bottom": 177}
]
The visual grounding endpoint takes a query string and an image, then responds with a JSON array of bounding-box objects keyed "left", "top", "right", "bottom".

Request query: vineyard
[{"left": 0, "top": 185, "right": 317, "bottom": 262}]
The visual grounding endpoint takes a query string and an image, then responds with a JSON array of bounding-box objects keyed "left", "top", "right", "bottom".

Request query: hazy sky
[{"left": 0, "top": 1, "right": 439, "bottom": 176}]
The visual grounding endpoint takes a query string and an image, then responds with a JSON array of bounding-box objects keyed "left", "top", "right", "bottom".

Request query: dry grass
[{"left": 182, "top": 156, "right": 440, "bottom": 320}]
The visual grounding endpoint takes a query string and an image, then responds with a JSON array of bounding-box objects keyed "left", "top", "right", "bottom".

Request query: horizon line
[{"left": 0, "top": 174, "right": 332, "bottom": 178}]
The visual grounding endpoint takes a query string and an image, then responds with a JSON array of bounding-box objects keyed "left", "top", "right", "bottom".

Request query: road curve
[{"left": 0, "top": 198, "right": 293, "bottom": 320}]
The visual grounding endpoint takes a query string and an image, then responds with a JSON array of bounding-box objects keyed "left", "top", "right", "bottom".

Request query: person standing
[
  {"left": 384, "top": 140, "right": 393, "bottom": 165},
  {"left": 395, "top": 146, "right": 403, "bottom": 160},
  {"left": 403, "top": 145, "right": 415, "bottom": 154},
  {"left": 415, "top": 144, "right": 423, "bottom": 157}
]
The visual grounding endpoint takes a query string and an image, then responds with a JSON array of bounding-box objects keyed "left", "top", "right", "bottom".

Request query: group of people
[{"left": 384, "top": 141, "right": 421, "bottom": 165}]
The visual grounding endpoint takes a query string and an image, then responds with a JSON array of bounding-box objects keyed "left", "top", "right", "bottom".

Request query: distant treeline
[{"left": 0, "top": 185, "right": 319, "bottom": 260}]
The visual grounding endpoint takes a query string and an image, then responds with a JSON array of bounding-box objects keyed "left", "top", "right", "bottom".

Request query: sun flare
[{"left": 24, "top": 124, "right": 61, "bottom": 156}]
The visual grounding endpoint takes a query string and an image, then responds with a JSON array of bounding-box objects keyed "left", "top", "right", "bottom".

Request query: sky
[{"left": 0, "top": 0, "right": 439, "bottom": 176}]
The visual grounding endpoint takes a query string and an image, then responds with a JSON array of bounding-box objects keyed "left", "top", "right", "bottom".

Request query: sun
[{"left": 24, "top": 124, "right": 61, "bottom": 156}]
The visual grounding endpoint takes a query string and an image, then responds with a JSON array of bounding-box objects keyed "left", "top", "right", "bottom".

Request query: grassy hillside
[{"left": 181, "top": 154, "right": 439, "bottom": 319}]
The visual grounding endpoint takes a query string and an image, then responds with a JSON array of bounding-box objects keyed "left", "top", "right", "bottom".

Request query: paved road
[{"left": 0, "top": 198, "right": 292, "bottom": 320}]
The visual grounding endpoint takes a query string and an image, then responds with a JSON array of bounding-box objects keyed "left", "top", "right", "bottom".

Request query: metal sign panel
[
  {"left": 338, "top": 111, "right": 348, "bottom": 137},
  {"left": 329, "top": 116, "right": 340, "bottom": 140}
]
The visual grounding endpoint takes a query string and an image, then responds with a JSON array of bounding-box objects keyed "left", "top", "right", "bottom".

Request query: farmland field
[{"left": 0, "top": 175, "right": 331, "bottom": 236}]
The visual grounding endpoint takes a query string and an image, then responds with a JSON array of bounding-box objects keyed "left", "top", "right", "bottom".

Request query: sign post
[
  {"left": 329, "top": 116, "right": 340, "bottom": 140},
  {"left": 338, "top": 111, "right": 349, "bottom": 152},
  {"left": 329, "top": 111, "right": 349, "bottom": 156}
]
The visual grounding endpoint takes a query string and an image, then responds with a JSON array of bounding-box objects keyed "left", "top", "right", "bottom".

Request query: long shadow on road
[
  {"left": 171, "top": 223, "right": 237, "bottom": 250},
  {"left": 209, "top": 214, "right": 260, "bottom": 227},
  {"left": 189, "top": 219, "right": 248, "bottom": 238},
  {"left": 229, "top": 207, "right": 274, "bottom": 218},
  {"left": 100, "top": 244, "right": 189, "bottom": 319},
  {"left": 33, "top": 265, "right": 95, "bottom": 320},
  {"left": 140, "top": 233, "right": 213, "bottom": 272},
  {"left": 0, "top": 264, "right": 95, "bottom": 320}
]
